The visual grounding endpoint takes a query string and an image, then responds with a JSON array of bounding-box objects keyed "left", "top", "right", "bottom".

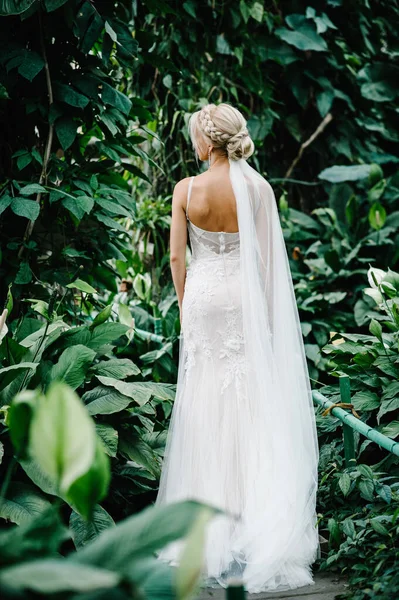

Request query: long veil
[{"left": 223, "top": 156, "right": 320, "bottom": 587}]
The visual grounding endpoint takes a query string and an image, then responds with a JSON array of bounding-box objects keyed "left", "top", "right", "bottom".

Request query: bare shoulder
[
  {"left": 173, "top": 176, "right": 192, "bottom": 201},
  {"left": 173, "top": 176, "right": 192, "bottom": 194},
  {"left": 172, "top": 176, "right": 192, "bottom": 209}
]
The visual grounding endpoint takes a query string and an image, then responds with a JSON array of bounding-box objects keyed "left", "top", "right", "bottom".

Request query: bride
[{"left": 155, "top": 102, "right": 320, "bottom": 594}]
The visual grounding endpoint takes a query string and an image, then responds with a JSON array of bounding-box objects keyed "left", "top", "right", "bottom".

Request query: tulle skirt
[{"left": 155, "top": 256, "right": 320, "bottom": 594}]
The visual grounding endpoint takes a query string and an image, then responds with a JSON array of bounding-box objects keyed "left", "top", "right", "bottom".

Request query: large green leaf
[
  {"left": 359, "top": 479, "right": 375, "bottom": 501},
  {"left": 342, "top": 518, "right": 355, "bottom": 539},
  {"left": 70, "top": 505, "right": 115, "bottom": 549},
  {"left": 62, "top": 195, "right": 94, "bottom": 219},
  {"left": 0, "top": 484, "right": 51, "bottom": 525},
  {"left": 87, "top": 322, "right": 130, "bottom": 350},
  {"left": 0, "top": 506, "right": 68, "bottom": 564},
  {"left": 19, "top": 184, "right": 46, "bottom": 196},
  {"left": 0, "top": 194, "right": 13, "bottom": 215},
  {"left": 18, "top": 50, "right": 45, "bottom": 81},
  {"left": 119, "top": 431, "right": 161, "bottom": 477},
  {"left": 97, "top": 376, "right": 176, "bottom": 406},
  {"left": 66, "top": 278, "right": 97, "bottom": 294},
  {"left": 44, "top": 0, "right": 69, "bottom": 12},
  {"left": 80, "top": 11, "right": 103, "bottom": 54},
  {"left": 83, "top": 385, "right": 133, "bottom": 416},
  {"left": 29, "top": 381, "right": 97, "bottom": 496},
  {"left": 317, "top": 88, "right": 334, "bottom": 117},
  {"left": 287, "top": 208, "right": 320, "bottom": 230},
  {"left": 359, "top": 63, "right": 399, "bottom": 102},
  {"left": 95, "top": 212, "right": 127, "bottom": 232},
  {"left": 318, "top": 164, "right": 373, "bottom": 182},
  {"left": 91, "top": 358, "right": 140, "bottom": 379},
  {"left": 73, "top": 500, "right": 223, "bottom": 572},
  {"left": 377, "top": 397, "right": 399, "bottom": 422},
  {"left": 96, "top": 423, "right": 118, "bottom": 457},
  {"left": 0, "top": 559, "right": 120, "bottom": 593},
  {"left": 10, "top": 197, "right": 40, "bottom": 220},
  {"left": 54, "top": 82, "right": 89, "bottom": 108},
  {"left": 55, "top": 117, "right": 77, "bottom": 150},
  {"left": 95, "top": 198, "right": 132, "bottom": 217},
  {"left": 90, "top": 304, "right": 113, "bottom": 329},
  {"left": 127, "top": 556, "right": 174, "bottom": 599},
  {"left": 338, "top": 473, "right": 351, "bottom": 497},
  {"left": 381, "top": 381, "right": 399, "bottom": 402},
  {"left": 20, "top": 458, "right": 59, "bottom": 496},
  {"left": 49, "top": 344, "right": 96, "bottom": 390},
  {"left": 65, "top": 436, "right": 110, "bottom": 519},
  {"left": 378, "top": 421, "right": 399, "bottom": 439},
  {"left": 14, "top": 261, "right": 33, "bottom": 284},
  {"left": 275, "top": 21, "right": 327, "bottom": 52},
  {"left": 102, "top": 83, "right": 132, "bottom": 116},
  {"left": 0, "top": 0, "right": 36, "bottom": 15},
  {"left": 351, "top": 391, "right": 380, "bottom": 412},
  {"left": 0, "top": 362, "right": 38, "bottom": 390},
  {"left": 368, "top": 202, "right": 386, "bottom": 230},
  {"left": 7, "top": 389, "right": 40, "bottom": 456}
]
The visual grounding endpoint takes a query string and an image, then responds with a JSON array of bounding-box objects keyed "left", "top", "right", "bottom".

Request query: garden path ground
[{"left": 195, "top": 571, "right": 348, "bottom": 600}]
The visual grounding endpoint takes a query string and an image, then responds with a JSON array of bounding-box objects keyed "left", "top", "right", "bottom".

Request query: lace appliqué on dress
[
  {"left": 218, "top": 304, "right": 248, "bottom": 398},
  {"left": 182, "top": 261, "right": 225, "bottom": 378}
]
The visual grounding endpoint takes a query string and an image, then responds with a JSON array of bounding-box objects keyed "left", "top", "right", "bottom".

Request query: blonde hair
[{"left": 188, "top": 102, "right": 254, "bottom": 161}]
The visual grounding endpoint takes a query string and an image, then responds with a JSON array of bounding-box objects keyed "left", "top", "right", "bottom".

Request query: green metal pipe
[
  {"left": 339, "top": 376, "right": 356, "bottom": 467},
  {"left": 312, "top": 390, "right": 399, "bottom": 458},
  {"left": 226, "top": 579, "right": 247, "bottom": 599}
]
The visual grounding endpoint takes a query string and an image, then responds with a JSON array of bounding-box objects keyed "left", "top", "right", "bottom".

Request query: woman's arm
[{"left": 169, "top": 179, "right": 189, "bottom": 321}]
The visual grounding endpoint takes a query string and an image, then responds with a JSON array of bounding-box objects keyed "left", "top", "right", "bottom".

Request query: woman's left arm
[{"left": 169, "top": 179, "right": 189, "bottom": 321}]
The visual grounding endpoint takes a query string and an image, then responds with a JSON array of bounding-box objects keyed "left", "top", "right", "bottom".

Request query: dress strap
[{"left": 186, "top": 176, "right": 195, "bottom": 221}]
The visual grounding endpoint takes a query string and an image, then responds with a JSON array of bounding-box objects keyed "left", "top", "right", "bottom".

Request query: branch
[
  {"left": 284, "top": 112, "right": 333, "bottom": 181},
  {"left": 18, "top": 8, "right": 54, "bottom": 259}
]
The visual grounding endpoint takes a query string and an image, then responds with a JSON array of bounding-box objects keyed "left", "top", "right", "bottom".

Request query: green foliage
[
  {"left": 1, "top": 3, "right": 399, "bottom": 597},
  {"left": 316, "top": 440, "right": 399, "bottom": 600},
  {"left": 0, "top": 0, "right": 150, "bottom": 306},
  {"left": 282, "top": 164, "right": 398, "bottom": 381},
  {"left": 0, "top": 499, "right": 221, "bottom": 598},
  {"left": 0, "top": 478, "right": 219, "bottom": 600},
  {"left": 3, "top": 381, "right": 110, "bottom": 519},
  {"left": 320, "top": 267, "right": 399, "bottom": 441},
  {"left": 0, "top": 335, "right": 221, "bottom": 598},
  {"left": 313, "top": 265, "right": 399, "bottom": 597},
  {"left": 0, "top": 288, "right": 176, "bottom": 518},
  {"left": 130, "top": 0, "right": 399, "bottom": 198}
]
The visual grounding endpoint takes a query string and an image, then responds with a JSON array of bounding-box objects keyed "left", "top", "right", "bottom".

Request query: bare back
[{"left": 186, "top": 168, "right": 239, "bottom": 233}]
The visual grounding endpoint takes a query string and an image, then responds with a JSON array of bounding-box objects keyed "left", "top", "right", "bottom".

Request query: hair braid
[{"left": 190, "top": 103, "right": 254, "bottom": 161}]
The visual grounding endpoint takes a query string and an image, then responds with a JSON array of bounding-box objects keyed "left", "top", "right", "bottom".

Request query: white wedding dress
[{"left": 155, "top": 163, "right": 320, "bottom": 594}]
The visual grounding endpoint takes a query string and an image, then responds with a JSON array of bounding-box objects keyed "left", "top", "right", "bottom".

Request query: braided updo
[{"left": 189, "top": 102, "right": 254, "bottom": 161}]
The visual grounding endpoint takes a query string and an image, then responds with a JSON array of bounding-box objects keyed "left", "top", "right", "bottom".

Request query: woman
[{"left": 155, "top": 103, "right": 320, "bottom": 594}]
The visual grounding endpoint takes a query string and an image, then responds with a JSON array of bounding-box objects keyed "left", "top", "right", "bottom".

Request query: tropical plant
[
  {"left": 280, "top": 165, "right": 399, "bottom": 382},
  {"left": 0, "top": 282, "right": 176, "bottom": 522},
  {"left": 317, "top": 266, "right": 399, "bottom": 458},
  {"left": 311, "top": 263, "right": 399, "bottom": 598},
  {"left": 316, "top": 439, "right": 399, "bottom": 600},
  {"left": 0, "top": 0, "right": 153, "bottom": 311},
  {"left": 0, "top": 379, "right": 221, "bottom": 600},
  {"left": 0, "top": 498, "right": 219, "bottom": 600},
  {"left": 131, "top": 0, "right": 399, "bottom": 205}
]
